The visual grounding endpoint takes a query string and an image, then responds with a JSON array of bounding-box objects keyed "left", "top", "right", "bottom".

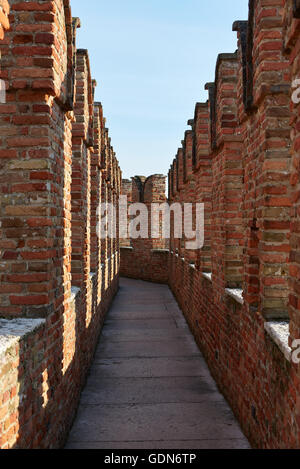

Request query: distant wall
[
  {"left": 120, "top": 175, "right": 169, "bottom": 283},
  {"left": 121, "top": 246, "right": 169, "bottom": 284},
  {"left": 120, "top": 0, "right": 300, "bottom": 450}
]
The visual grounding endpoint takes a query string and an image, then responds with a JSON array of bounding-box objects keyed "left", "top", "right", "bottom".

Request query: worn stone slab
[
  {"left": 90, "top": 357, "right": 211, "bottom": 378},
  {"left": 67, "top": 402, "right": 247, "bottom": 443},
  {"left": 101, "top": 329, "right": 194, "bottom": 342},
  {"left": 106, "top": 307, "right": 186, "bottom": 324},
  {"left": 111, "top": 298, "right": 172, "bottom": 306},
  {"left": 104, "top": 318, "right": 178, "bottom": 331},
  {"left": 108, "top": 310, "right": 171, "bottom": 320},
  {"left": 65, "top": 277, "right": 250, "bottom": 450},
  {"left": 80, "top": 376, "right": 222, "bottom": 405},
  {"left": 95, "top": 338, "right": 200, "bottom": 359}
]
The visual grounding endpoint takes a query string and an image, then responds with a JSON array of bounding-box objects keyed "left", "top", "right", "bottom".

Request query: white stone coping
[
  {"left": 202, "top": 272, "right": 212, "bottom": 282},
  {"left": 120, "top": 246, "right": 133, "bottom": 250},
  {"left": 225, "top": 288, "right": 244, "bottom": 305},
  {"left": 0, "top": 319, "right": 46, "bottom": 358},
  {"left": 189, "top": 263, "right": 196, "bottom": 270},
  {"left": 264, "top": 321, "right": 292, "bottom": 362}
]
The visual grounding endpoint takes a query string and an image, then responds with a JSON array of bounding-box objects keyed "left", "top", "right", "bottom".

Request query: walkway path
[{"left": 66, "top": 278, "right": 250, "bottom": 449}]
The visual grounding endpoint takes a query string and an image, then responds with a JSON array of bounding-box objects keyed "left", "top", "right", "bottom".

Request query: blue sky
[{"left": 71, "top": 0, "right": 249, "bottom": 179}]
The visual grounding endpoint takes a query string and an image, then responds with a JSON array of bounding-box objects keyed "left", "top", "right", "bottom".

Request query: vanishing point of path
[{"left": 66, "top": 278, "right": 250, "bottom": 449}]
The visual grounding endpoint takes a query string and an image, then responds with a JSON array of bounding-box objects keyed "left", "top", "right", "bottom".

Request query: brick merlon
[
  {"left": 217, "top": 52, "right": 238, "bottom": 61},
  {"left": 213, "top": 52, "right": 238, "bottom": 87},
  {"left": 213, "top": 52, "right": 238, "bottom": 92},
  {"left": 195, "top": 102, "right": 208, "bottom": 108},
  {"left": 232, "top": 20, "right": 248, "bottom": 32},
  {"left": 72, "top": 17, "right": 81, "bottom": 29},
  {"left": 205, "top": 82, "right": 215, "bottom": 91},
  {"left": 77, "top": 49, "right": 88, "bottom": 56},
  {"left": 194, "top": 102, "right": 208, "bottom": 120}
]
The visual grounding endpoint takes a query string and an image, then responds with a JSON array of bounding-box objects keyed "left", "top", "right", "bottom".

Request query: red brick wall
[
  {"left": 192, "top": 103, "right": 212, "bottom": 273},
  {"left": 286, "top": 0, "right": 300, "bottom": 356},
  {"left": 1, "top": 0, "right": 300, "bottom": 451},
  {"left": 120, "top": 175, "right": 169, "bottom": 283},
  {"left": 121, "top": 247, "right": 169, "bottom": 284},
  {"left": 0, "top": 0, "right": 121, "bottom": 448},
  {"left": 166, "top": 0, "right": 300, "bottom": 449}
]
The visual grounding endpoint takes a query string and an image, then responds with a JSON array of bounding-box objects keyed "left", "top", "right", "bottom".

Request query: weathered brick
[{"left": 0, "top": 0, "right": 121, "bottom": 450}]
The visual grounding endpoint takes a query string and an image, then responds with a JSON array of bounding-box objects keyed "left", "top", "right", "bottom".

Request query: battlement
[
  {"left": 0, "top": 0, "right": 121, "bottom": 449},
  {"left": 1, "top": 0, "right": 300, "bottom": 450}
]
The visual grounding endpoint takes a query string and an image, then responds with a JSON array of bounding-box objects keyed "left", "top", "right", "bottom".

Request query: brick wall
[
  {"left": 0, "top": 0, "right": 121, "bottom": 448},
  {"left": 285, "top": 0, "right": 300, "bottom": 365},
  {"left": 119, "top": 0, "right": 300, "bottom": 450},
  {"left": 120, "top": 175, "right": 169, "bottom": 283},
  {"left": 166, "top": 0, "right": 300, "bottom": 449},
  {"left": 1, "top": 0, "right": 300, "bottom": 451}
]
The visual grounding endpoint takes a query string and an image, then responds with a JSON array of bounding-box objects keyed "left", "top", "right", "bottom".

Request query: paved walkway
[{"left": 66, "top": 278, "right": 250, "bottom": 449}]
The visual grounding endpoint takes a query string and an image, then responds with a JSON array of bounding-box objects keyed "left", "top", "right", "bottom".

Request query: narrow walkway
[{"left": 66, "top": 278, "right": 250, "bottom": 449}]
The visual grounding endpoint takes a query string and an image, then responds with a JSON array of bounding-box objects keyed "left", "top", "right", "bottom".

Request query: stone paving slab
[
  {"left": 79, "top": 377, "right": 222, "bottom": 405},
  {"left": 66, "top": 277, "right": 250, "bottom": 449},
  {"left": 107, "top": 310, "right": 171, "bottom": 320},
  {"left": 90, "top": 357, "right": 212, "bottom": 378},
  {"left": 104, "top": 318, "right": 178, "bottom": 331},
  {"left": 67, "top": 402, "right": 247, "bottom": 443},
  {"left": 101, "top": 329, "right": 194, "bottom": 342},
  {"left": 95, "top": 338, "right": 200, "bottom": 358}
]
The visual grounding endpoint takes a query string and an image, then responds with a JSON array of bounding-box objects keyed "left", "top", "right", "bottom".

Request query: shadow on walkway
[{"left": 66, "top": 277, "right": 250, "bottom": 449}]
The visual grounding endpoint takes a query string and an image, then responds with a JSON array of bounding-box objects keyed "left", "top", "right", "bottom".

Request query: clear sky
[{"left": 71, "top": 0, "right": 249, "bottom": 179}]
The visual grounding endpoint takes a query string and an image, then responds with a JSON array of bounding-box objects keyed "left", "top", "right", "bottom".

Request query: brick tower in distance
[{"left": 120, "top": 174, "right": 169, "bottom": 283}]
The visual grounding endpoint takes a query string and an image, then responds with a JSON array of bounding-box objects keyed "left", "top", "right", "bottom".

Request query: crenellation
[
  {"left": 166, "top": 0, "right": 300, "bottom": 449},
  {"left": 119, "top": 0, "right": 300, "bottom": 449},
  {"left": 0, "top": 0, "right": 121, "bottom": 449},
  {"left": 120, "top": 174, "right": 169, "bottom": 283}
]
